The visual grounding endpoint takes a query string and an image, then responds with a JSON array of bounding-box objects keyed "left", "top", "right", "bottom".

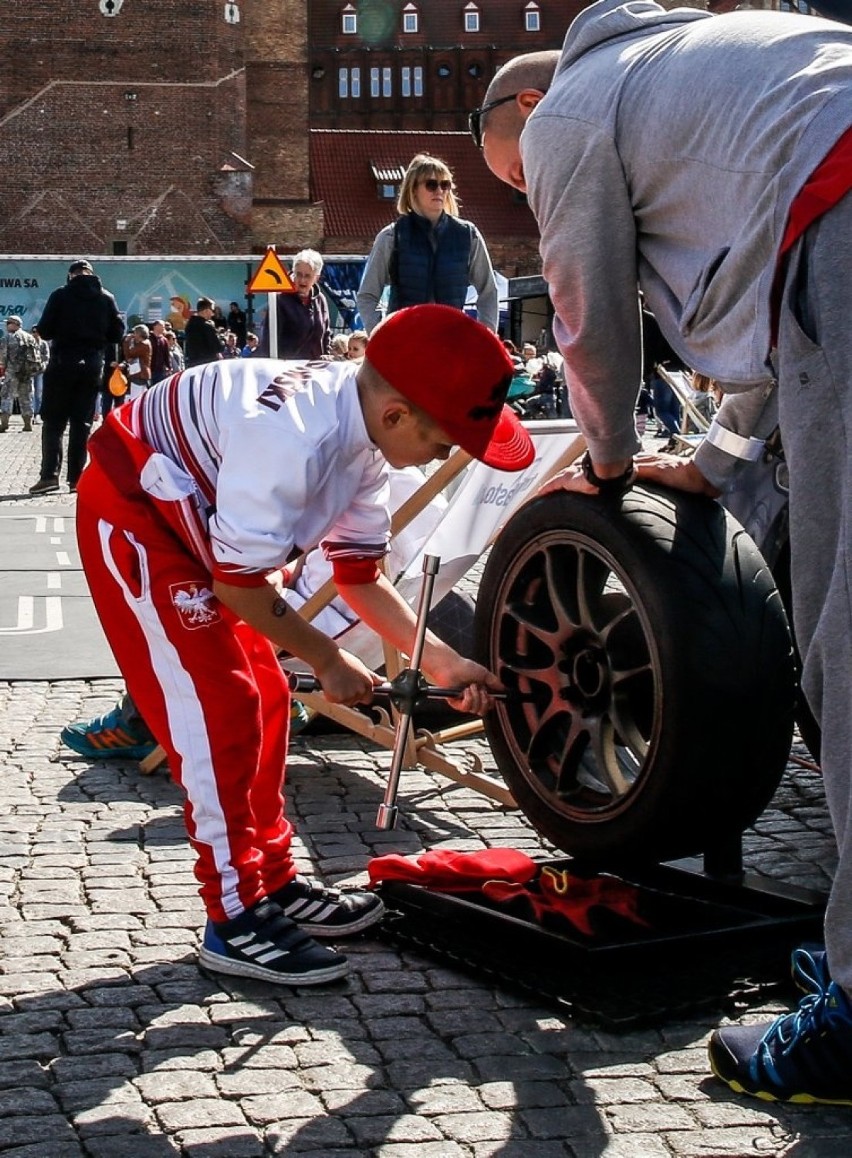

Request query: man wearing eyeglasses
[
  {"left": 356, "top": 153, "right": 499, "bottom": 334},
  {"left": 474, "top": 0, "right": 852, "bottom": 1111}
]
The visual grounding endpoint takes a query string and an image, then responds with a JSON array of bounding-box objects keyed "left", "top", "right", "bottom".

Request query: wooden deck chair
[{"left": 140, "top": 420, "right": 585, "bottom": 801}]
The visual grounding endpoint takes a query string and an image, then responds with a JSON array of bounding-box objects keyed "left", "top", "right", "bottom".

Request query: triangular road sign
[{"left": 247, "top": 247, "right": 296, "bottom": 294}]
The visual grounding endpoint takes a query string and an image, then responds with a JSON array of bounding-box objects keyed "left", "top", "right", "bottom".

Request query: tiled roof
[{"left": 310, "top": 129, "right": 539, "bottom": 244}]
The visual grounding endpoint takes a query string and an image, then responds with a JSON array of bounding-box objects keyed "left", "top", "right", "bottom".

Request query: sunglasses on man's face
[
  {"left": 468, "top": 92, "right": 520, "bottom": 149},
  {"left": 420, "top": 178, "right": 453, "bottom": 193}
]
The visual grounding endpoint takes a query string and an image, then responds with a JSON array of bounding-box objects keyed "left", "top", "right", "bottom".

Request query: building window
[
  {"left": 524, "top": 3, "right": 540, "bottom": 32},
  {"left": 371, "top": 163, "right": 406, "bottom": 200},
  {"left": 401, "top": 66, "right": 424, "bottom": 98},
  {"left": 338, "top": 67, "right": 361, "bottom": 98},
  {"left": 467, "top": 62, "right": 482, "bottom": 79},
  {"left": 370, "top": 67, "right": 380, "bottom": 97},
  {"left": 402, "top": 4, "right": 418, "bottom": 33},
  {"left": 382, "top": 66, "right": 392, "bottom": 97},
  {"left": 464, "top": 4, "right": 480, "bottom": 33},
  {"left": 436, "top": 63, "right": 452, "bottom": 79},
  {"left": 342, "top": 4, "right": 356, "bottom": 34}
]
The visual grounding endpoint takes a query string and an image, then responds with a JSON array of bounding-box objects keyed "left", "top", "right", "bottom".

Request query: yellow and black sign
[{"left": 247, "top": 247, "right": 296, "bottom": 294}]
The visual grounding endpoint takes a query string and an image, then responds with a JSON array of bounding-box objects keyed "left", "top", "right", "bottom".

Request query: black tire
[{"left": 474, "top": 484, "right": 797, "bottom": 863}]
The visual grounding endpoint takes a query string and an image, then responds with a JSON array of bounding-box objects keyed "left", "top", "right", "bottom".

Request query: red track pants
[{"left": 76, "top": 416, "right": 295, "bottom": 922}]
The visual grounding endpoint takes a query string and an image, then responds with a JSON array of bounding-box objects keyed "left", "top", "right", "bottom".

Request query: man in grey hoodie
[{"left": 476, "top": 0, "right": 852, "bottom": 1106}]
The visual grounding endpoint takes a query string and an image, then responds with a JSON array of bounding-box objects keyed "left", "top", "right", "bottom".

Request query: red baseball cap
[{"left": 365, "top": 304, "right": 535, "bottom": 472}]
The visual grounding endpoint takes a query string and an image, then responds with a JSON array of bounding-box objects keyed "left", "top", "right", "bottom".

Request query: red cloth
[
  {"left": 368, "top": 850, "right": 649, "bottom": 936},
  {"left": 367, "top": 847, "right": 539, "bottom": 890}
]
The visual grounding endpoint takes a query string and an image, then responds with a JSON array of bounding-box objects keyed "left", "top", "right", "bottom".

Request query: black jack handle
[{"left": 286, "top": 670, "right": 522, "bottom": 708}]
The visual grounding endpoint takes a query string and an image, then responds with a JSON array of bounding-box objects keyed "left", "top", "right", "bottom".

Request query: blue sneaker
[
  {"left": 61, "top": 706, "right": 157, "bottom": 761},
  {"left": 791, "top": 943, "right": 830, "bottom": 994},
  {"left": 199, "top": 898, "right": 349, "bottom": 986},
  {"left": 290, "top": 699, "right": 310, "bottom": 735},
  {"left": 269, "top": 875, "right": 385, "bottom": 939},
  {"left": 709, "top": 947, "right": 852, "bottom": 1105}
]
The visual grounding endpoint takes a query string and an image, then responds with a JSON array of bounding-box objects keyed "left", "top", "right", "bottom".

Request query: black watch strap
[{"left": 580, "top": 450, "right": 635, "bottom": 497}]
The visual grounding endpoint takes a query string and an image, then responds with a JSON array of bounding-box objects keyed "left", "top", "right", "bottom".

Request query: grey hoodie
[{"left": 522, "top": 0, "right": 852, "bottom": 464}]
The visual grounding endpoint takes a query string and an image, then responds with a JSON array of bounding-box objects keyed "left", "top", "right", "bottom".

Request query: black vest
[{"left": 388, "top": 213, "right": 472, "bottom": 314}]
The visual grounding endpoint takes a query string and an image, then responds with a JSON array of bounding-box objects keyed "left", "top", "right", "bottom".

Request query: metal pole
[
  {"left": 376, "top": 554, "right": 441, "bottom": 830},
  {"left": 267, "top": 290, "right": 278, "bottom": 359}
]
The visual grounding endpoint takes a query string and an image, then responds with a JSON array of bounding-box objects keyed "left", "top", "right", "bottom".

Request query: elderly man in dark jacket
[{"left": 30, "top": 259, "right": 125, "bottom": 494}]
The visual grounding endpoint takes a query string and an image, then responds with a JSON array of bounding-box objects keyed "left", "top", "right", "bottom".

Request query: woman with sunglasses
[{"left": 356, "top": 154, "right": 499, "bottom": 335}]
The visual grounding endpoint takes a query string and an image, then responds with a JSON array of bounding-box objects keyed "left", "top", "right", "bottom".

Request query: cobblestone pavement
[{"left": 1, "top": 415, "right": 850, "bottom": 1157}]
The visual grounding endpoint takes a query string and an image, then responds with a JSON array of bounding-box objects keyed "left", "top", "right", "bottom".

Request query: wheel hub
[{"left": 559, "top": 632, "right": 610, "bottom": 712}]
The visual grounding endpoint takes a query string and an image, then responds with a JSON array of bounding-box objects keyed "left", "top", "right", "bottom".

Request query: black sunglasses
[
  {"left": 421, "top": 178, "right": 453, "bottom": 193},
  {"left": 468, "top": 92, "right": 519, "bottom": 148}
]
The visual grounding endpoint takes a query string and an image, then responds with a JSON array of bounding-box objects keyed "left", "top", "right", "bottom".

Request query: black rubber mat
[{"left": 375, "top": 859, "right": 826, "bottom": 1029}]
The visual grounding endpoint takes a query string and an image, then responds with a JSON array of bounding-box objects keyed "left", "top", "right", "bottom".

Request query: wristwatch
[{"left": 580, "top": 450, "right": 636, "bottom": 497}]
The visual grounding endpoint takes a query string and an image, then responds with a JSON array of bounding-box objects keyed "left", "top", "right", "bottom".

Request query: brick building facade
[
  {"left": 0, "top": 1, "right": 252, "bottom": 256},
  {"left": 0, "top": 1, "right": 573, "bottom": 262},
  {"left": 2, "top": 2, "right": 789, "bottom": 263}
]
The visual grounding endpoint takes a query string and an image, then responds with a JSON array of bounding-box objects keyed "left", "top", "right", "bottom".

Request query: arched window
[
  {"left": 464, "top": 3, "right": 480, "bottom": 34},
  {"left": 524, "top": 2, "right": 540, "bottom": 33}
]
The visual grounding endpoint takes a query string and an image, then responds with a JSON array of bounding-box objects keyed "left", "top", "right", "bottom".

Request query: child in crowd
[{"left": 347, "top": 330, "right": 368, "bottom": 361}]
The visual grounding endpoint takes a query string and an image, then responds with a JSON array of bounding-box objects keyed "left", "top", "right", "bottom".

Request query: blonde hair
[
  {"left": 397, "top": 154, "right": 460, "bottom": 217},
  {"left": 329, "top": 333, "right": 350, "bottom": 358}
]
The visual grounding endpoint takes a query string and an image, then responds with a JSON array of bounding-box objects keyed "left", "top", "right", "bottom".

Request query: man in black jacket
[
  {"left": 184, "top": 297, "right": 223, "bottom": 368},
  {"left": 30, "top": 259, "right": 125, "bottom": 494}
]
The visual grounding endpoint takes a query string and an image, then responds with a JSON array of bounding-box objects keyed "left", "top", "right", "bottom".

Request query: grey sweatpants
[{"left": 777, "top": 190, "right": 852, "bottom": 996}]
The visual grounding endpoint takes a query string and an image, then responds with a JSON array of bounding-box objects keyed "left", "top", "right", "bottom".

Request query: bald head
[
  {"left": 484, "top": 50, "right": 560, "bottom": 106},
  {"left": 478, "top": 50, "right": 560, "bottom": 191}
]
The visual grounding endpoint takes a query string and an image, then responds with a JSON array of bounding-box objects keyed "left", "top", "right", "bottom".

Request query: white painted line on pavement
[{"left": 0, "top": 595, "right": 64, "bottom": 635}]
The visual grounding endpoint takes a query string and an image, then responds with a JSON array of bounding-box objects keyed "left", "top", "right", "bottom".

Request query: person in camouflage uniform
[{"left": 0, "top": 315, "right": 40, "bottom": 433}]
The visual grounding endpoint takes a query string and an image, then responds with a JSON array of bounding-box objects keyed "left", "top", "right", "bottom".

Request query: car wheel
[{"left": 474, "top": 484, "right": 797, "bottom": 863}]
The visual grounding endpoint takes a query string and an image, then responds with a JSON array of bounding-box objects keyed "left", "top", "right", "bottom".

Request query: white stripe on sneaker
[{"left": 283, "top": 899, "right": 339, "bottom": 922}]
